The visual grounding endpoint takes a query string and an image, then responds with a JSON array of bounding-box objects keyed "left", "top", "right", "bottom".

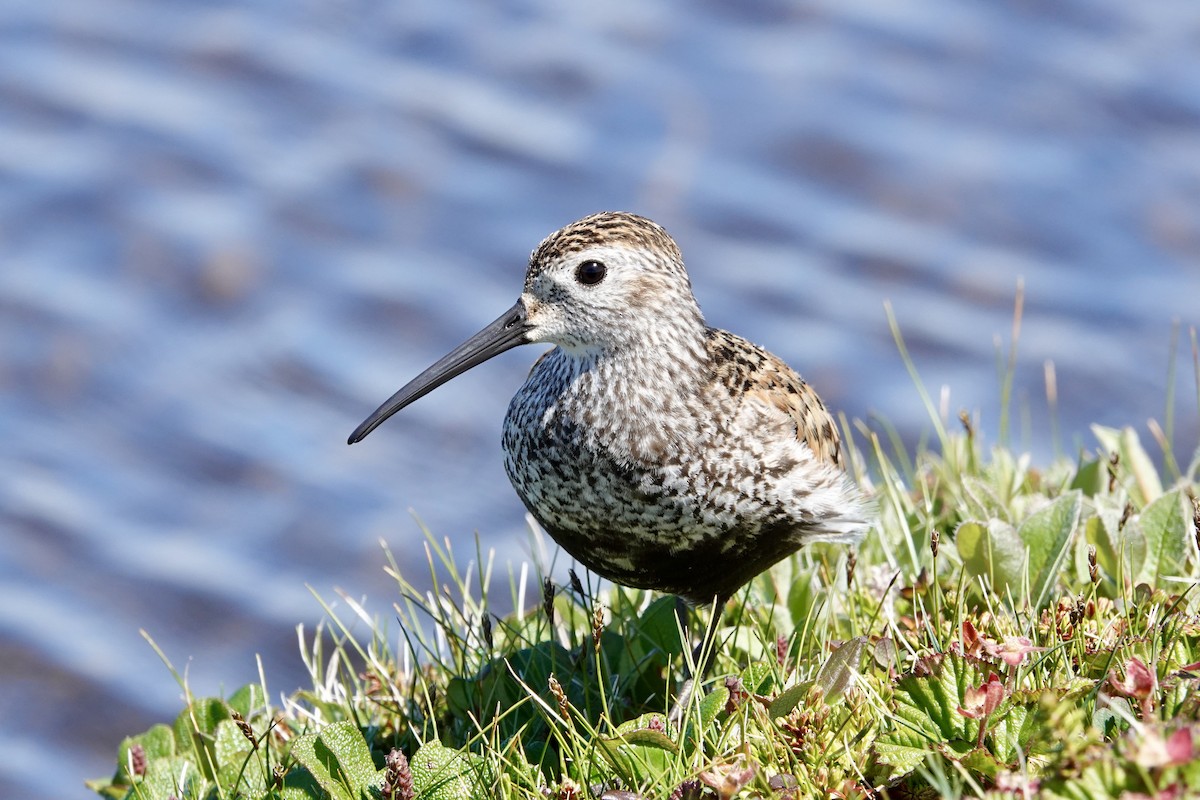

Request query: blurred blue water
[{"left": 2, "top": 1, "right": 1199, "bottom": 796}]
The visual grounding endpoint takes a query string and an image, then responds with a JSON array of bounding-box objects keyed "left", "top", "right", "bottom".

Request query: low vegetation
[{"left": 91, "top": 314, "right": 1200, "bottom": 799}]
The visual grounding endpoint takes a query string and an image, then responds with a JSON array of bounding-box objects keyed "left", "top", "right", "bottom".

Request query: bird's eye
[{"left": 575, "top": 259, "right": 606, "bottom": 286}]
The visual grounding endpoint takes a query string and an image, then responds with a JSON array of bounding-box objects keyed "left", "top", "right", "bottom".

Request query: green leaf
[
  {"left": 227, "top": 683, "right": 269, "bottom": 718},
  {"left": 958, "top": 746, "right": 1005, "bottom": 780},
  {"left": 740, "top": 660, "right": 776, "bottom": 694},
  {"left": 813, "top": 636, "right": 869, "bottom": 701},
  {"left": 83, "top": 778, "right": 123, "bottom": 800},
  {"left": 276, "top": 767, "right": 326, "bottom": 800},
  {"left": 1117, "top": 517, "right": 1148, "bottom": 586},
  {"left": 1083, "top": 513, "right": 1118, "bottom": 592},
  {"left": 619, "top": 728, "right": 679, "bottom": 752},
  {"left": 448, "top": 641, "right": 574, "bottom": 742},
  {"left": 599, "top": 716, "right": 678, "bottom": 784},
  {"left": 111, "top": 723, "right": 176, "bottom": 787},
  {"left": 873, "top": 637, "right": 898, "bottom": 670},
  {"left": 956, "top": 494, "right": 1081, "bottom": 609},
  {"left": 636, "top": 595, "right": 686, "bottom": 659},
  {"left": 172, "top": 697, "right": 230, "bottom": 744},
  {"left": 134, "top": 756, "right": 205, "bottom": 800},
  {"left": 1040, "top": 757, "right": 1133, "bottom": 800},
  {"left": 871, "top": 738, "right": 929, "bottom": 778},
  {"left": 214, "top": 719, "right": 272, "bottom": 797},
  {"left": 1019, "top": 491, "right": 1081, "bottom": 610},
  {"left": 409, "top": 740, "right": 490, "bottom": 800},
  {"left": 955, "top": 519, "right": 1024, "bottom": 596},
  {"left": 610, "top": 714, "right": 679, "bottom": 754},
  {"left": 90, "top": 724, "right": 180, "bottom": 799},
  {"left": 699, "top": 685, "right": 729, "bottom": 729},
  {"left": 1084, "top": 504, "right": 1148, "bottom": 589},
  {"left": 288, "top": 721, "right": 378, "bottom": 800},
  {"left": 172, "top": 697, "right": 232, "bottom": 781},
  {"left": 768, "top": 682, "right": 812, "bottom": 719},
  {"left": 1092, "top": 696, "right": 1131, "bottom": 738},
  {"left": 212, "top": 718, "right": 254, "bottom": 764},
  {"left": 987, "top": 702, "right": 1030, "bottom": 764},
  {"left": 1091, "top": 425, "right": 1162, "bottom": 506},
  {"left": 1135, "top": 488, "right": 1194, "bottom": 587},
  {"left": 901, "top": 656, "right": 978, "bottom": 743},
  {"left": 785, "top": 565, "right": 820, "bottom": 630},
  {"left": 874, "top": 654, "right": 985, "bottom": 779},
  {"left": 1069, "top": 456, "right": 1104, "bottom": 496}
]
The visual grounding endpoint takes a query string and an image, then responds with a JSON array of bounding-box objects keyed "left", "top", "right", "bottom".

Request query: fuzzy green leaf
[
  {"left": 955, "top": 519, "right": 1024, "bottom": 596},
  {"left": 1040, "top": 757, "right": 1133, "bottom": 800},
  {"left": 227, "top": 683, "right": 268, "bottom": 718},
  {"left": 873, "top": 637, "right": 898, "bottom": 670},
  {"left": 619, "top": 728, "right": 679, "bottom": 752},
  {"left": 111, "top": 723, "right": 176, "bottom": 787},
  {"left": 409, "top": 741, "right": 489, "bottom": 800},
  {"left": 987, "top": 702, "right": 1030, "bottom": 765},
  {"left": 83, "top": 778, "right": 123, "bottom": 800},
  {"left": 1117, "top": 518, "right": 1148, "bottom": 585},
  {"left": 874, "top": 655, "right": 984, "bottom": 778},
  {"left": 213, "top": 718, "right": 254, "bottom": 764},
  {"left": 90, "top": 724, "right": 179, "bottom": 798},
  {"left": 448, "top": 640, "right": 574, "bottom": 741},
  {"left": 288, "top": 721, "right": 378, "bottom": 800},
  {"left": 135, "top": 756, "right": 205, "bottom": 800},
  {"left": 1083, "top": 513, "right": 1118, "bottom": 591},
  {"left": 813, "top": 636, "right": 869, "bottom": 701},
  {"left": 768, "top": 682, "right": 812, "bottom": 719},
  {"left": 172, "top": 697, "right": 230, "bottom": 743},
  {"left": 871, "top": 727, "right": 931, "bottom": 778},
  {"left": 1092, "top": 697, "right": 1132, "bottom": 738},
  {"left": 276, "top": 768, "right": 326, "bottom": 800},
  {"left": 1135, "top": 488, "right": 1194, "bottom": 587},
  {"left": 173, "top": 697, "right": 232, "bottom": 781},
  {"left": 1085, "top": 504, "right": 1148, "bottom": 589},
  {"left": 957, "top": 746, "right": 1004, "bottom": 780},
  {"left": 904, "top": 656, "right": 976, "bottom": 742},
  {"left": 214, "top": 719, "right": 272, "bottom": 797},
  {"left": 1019, "top": 491, "right": 1081, "bottom": 610},
  {"left": 740, "top": 660, "right": 776, "bottom": 694},
  {"left": 699, "top": 685, "right": 730, "bottom": 729},
  {"left": 1092, "top": 425, "right": 1162, "bottom": 506},
  {"left": 1069, "top": 456, "right": 1104, "bottom": 496},
  {"left": 599, "top": 716, "right": 677, "bottom": 784}
]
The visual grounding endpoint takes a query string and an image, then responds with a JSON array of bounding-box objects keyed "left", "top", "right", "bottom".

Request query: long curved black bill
[{"left": 348, "top": 300, "right": 531, "bottom": 444}]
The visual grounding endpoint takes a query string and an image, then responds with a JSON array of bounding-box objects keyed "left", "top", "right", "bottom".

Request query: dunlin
[{"left": 349, "top": 211, "right": 869, "bottom": 670}]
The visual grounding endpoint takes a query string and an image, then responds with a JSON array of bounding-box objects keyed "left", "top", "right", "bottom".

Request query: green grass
[{"left": 90, "top": 312, "right": 1200, "bottom": 800}]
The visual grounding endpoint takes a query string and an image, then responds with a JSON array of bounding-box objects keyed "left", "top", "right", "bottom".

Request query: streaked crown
[
  {"left": 527, "top": 211, "right": 688, "bottom": 287},
  {"left": 518, "top": 212, "right": 704, "bottom": 356}
]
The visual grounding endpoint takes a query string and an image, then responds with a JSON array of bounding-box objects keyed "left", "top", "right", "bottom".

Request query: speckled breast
[
  {"left": 503, "top": 416, "right": 687, "bottom": 583},
  {"left": 500, "top": 365, "right": 689, "bottom": 587},
  {"left": 498, "top": 352, "right": 801, "bottom": 602}
]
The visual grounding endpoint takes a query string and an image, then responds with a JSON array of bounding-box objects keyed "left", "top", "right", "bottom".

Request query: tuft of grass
[{"left": 90, "top": 314, "right": 1200, "bottom": 800}]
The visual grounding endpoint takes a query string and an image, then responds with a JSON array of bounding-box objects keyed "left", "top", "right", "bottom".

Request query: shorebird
[{"left": 349, "top": 211, "right": 869, "bottom": 674}]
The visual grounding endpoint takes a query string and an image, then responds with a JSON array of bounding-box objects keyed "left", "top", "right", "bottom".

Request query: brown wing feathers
[{"left": 705, "top": 328, "right": 841, "bottom": 467}]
